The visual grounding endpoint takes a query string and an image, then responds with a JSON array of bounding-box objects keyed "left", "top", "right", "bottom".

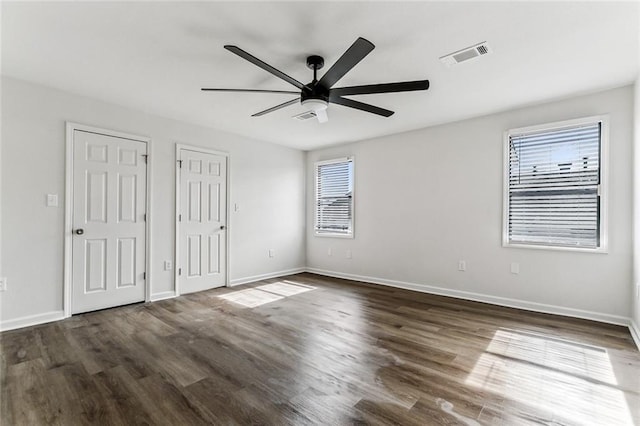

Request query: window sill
[
  {"left": 314, "top": 232, "right": 354, "bottom": 239},
  {"left": 503, "top": 242, "right": 608, "bottom": 254}
]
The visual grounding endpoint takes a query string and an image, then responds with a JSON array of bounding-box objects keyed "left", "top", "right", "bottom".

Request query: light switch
[{"left": 46, "top": 194, "right": 58, "bottom": 207}]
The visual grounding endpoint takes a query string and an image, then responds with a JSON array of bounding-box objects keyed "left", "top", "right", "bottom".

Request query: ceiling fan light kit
[
  {"left": 301, "top": 98, "right": 328, "bottom": 111},
  {"left": 202, "top": 37, "right": 430, "bottom": 123}
]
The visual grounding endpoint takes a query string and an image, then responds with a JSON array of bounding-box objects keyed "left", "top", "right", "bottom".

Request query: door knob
[
  {"left": 74, "top": 229, "right": 84, "bottom": 235},
  {"left": 220, "top": 225, "right": 225, "bottom": 230}
]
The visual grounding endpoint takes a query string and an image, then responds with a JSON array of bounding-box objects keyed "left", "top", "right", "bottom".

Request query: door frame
[
  {"left": 63, "top": 122, "right": 153, "bottom": 318},
  {"left": 174, "top": 143, "right": 230, "bottom": 296}
]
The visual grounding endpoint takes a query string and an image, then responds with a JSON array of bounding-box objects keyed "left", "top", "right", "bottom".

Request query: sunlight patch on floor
[
  {"left": 218, "top": 288, "right": 283, "bottom": 308},
  {"left": 465, "top": 328, "right": 633, "bottom": 425},
  {"left": 219, "top": 281, "right": 316, "bottom": 308},
  {"left": 256, "top": 281, "right": 315, "bottom": 296}
]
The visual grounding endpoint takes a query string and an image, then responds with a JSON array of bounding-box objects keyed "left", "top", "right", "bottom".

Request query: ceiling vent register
[
  {"left": 440, "top": 42, "right": 491, "bottom": 66},
  {"left": 293, "top": 111, "right": 318, "bottom": 121}
]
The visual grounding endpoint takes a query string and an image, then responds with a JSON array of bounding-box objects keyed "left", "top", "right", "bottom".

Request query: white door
[
  {"left": 178, "top": 149, "right": 227, "bottom": 294},
  {"left": 71, "top": 130, "right": 147, "bottom": 314}
]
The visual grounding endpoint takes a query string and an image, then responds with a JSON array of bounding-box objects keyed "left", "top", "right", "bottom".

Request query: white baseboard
[
  {"left": 306, "top": 268, "right": 631, "bottom": 327},
  {"left": 0, "top": 310, "right": 66, "bottom": 332},
  {"left": 230, "top": 267, "right": 306, "bottom": 287},
  {"left": 630, "top": 320, "right": 640, "bottom": 351},
  {"left": 149, "top": 291, "right": 177, "bottom": 302}
]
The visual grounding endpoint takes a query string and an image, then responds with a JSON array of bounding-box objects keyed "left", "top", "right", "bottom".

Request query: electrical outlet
[
  {"left": 511, "top": 262, "right": 520, "bottom": 274},
  {"left": 0, "top": 277, "right": 6, "bottom": 292},
  {"left": 269, "top": 249, "right": 275, "bottom": 258},
  {"left": 458, "top": 260, "right": 466, "bottom": 271},
  {"left": 46, "top": 194, "right": 58, "bottom": 207},
  {"left": 346, "top": 249, "right": 352, "bottom": 259},
  {"left": 164, "top": 261, "right": 172, "bottom": 271}
]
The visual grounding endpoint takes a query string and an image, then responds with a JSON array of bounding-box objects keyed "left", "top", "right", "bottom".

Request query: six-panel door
[
  {"left": 72, "top": 130, "right": 147, "bottom": 314},
  {"left": 179, "top": 149, "right": 227, "bottom": 294}
]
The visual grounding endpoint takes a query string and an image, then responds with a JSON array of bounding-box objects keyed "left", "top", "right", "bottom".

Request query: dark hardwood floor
[{"left": 1, "top": 273, "right": 639, "bottom": 425}]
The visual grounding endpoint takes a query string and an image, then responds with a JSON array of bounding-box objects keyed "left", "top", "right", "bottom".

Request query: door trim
[
  {"left": 64, "top": 122, "right": 152, "bottom": 318},
  {"left": 174, "top": 143, "right": 230, "bottom": 296}
]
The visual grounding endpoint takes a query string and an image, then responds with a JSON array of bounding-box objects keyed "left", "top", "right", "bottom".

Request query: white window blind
[
  {"left": 507, "top": 121, "right": 602, "bottom": 249},
  {"left": 315, "top": 158, "right": 353, "bottom": 236}
]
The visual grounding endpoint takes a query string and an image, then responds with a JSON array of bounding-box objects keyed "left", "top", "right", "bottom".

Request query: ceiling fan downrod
[{"left": 306, "top": 55, "right": 324, "bottom": 83}]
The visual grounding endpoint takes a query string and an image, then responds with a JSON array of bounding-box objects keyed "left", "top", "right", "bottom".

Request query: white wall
[
  {"left": 0, "top": 77, "right": 306, "bottom": 327},
  {"left": 1, "top": 77, "right": 636, "bottom": 333},
  {"left": 307, "top": 86, "right": 634, "bottom": 324},
  {"left": 633, "top": 76, "right": 640, "bottom": 341}
]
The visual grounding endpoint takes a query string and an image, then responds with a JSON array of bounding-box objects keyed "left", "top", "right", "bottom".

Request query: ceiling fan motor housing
[{"left": 301, "top": 83, "right": 329, "bottom": 105}]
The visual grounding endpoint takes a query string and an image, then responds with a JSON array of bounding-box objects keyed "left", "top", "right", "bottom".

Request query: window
[
  {"left": 503, "top": 116, "right": 607, "bottom": 251},
  {"left": 315, "top": 157, "right": 354, "bottom": 237}
]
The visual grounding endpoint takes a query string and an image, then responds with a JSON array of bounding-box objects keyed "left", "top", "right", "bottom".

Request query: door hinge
[
  {"left": 143, "top": 213, "right": 146, "bottom": 221},
  {"left": 143, "top": 272, "right": 146, "bottom": 280},
  {"left": 179, "top": 214, "right": 182, "bottom": 222},
  {"left": 178, "top": 268, "right": 182, "bottom": 276},
  {"left": 142, "top": 154, "right": 148, "bottom": 164},
  {"left": 177, "top": 159, "right": 183, "bottom": 168}
]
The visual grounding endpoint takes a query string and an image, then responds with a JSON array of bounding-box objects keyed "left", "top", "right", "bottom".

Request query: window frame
[
  {"left": 502, "top": 115, "right": 609, "bottom": 253},
  {"left": 314, "top": 157, "right": 355, "bottom": 238}
]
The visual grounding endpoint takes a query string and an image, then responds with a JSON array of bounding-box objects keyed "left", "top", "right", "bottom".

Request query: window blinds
[
  {"left": 508, "top": 122, "right": 601, "bottom": 248},
  {"left": 315, "top": 159, "right": 353, "bottom": 235}
]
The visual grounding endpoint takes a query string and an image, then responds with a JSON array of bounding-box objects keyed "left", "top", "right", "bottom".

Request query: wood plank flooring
[{"left": 1, "top": 273, "right": 639, "bottom": 425}]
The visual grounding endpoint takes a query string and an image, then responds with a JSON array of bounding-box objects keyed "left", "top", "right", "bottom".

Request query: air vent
[
  {"left": 292, "top": 111, "right": 317, "bottom": 121},
  {"left": 440, "top": 42, "right": 491, "bottom": 67}
]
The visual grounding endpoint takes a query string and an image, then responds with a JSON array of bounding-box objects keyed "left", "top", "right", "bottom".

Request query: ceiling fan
[{"left": 201, "top": 37, "right": 430, "bottom": 123}]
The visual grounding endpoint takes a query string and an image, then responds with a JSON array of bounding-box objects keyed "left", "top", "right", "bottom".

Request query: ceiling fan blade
[
  {"left": 251, "top": 98, "right": 299, "bottom": 117},
  {"left": 225, "top": 45, "right": 306, "bottom": 90},
  {"left": 201, "top": 88, "right": 299, "bottom": 94},
  {"left": 318, "top": 37, "right": 375, "bottom": 89},
  {"left": 330, "top": 80, "right": 430, "bottom": 96},
  {"left": 329, "top": 95, "right": 394, "bottom": 117}
]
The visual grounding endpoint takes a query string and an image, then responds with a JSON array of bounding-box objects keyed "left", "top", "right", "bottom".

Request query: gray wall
[
  {"left": 0, "top": 77, "right": 306, "bottom": 328},
  {"left": 307, "top": 86, "right": 634, "bottom": 324},
  {"left": 633, "top": 77, "right": 640, "bottom": 339},
  {"left": 1, "top": 77, "right": 637, "bottom": 338}
]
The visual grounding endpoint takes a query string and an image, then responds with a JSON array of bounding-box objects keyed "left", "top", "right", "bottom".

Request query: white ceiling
[{"left": 2, "top": 1, "right": 638, "bottom": 150}]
